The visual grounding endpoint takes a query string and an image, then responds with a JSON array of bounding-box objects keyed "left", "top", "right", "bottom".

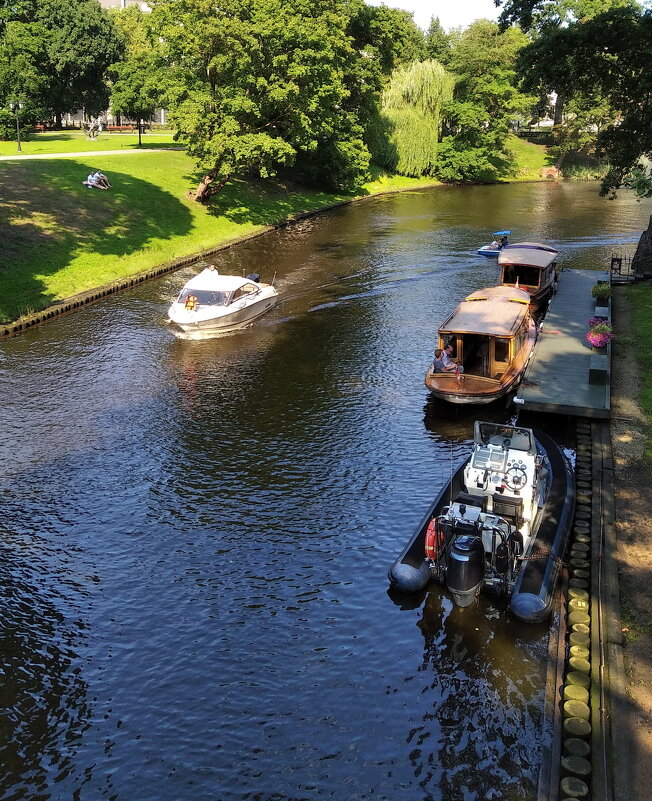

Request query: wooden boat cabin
[
  {"left": 497, "top": 242, "right": 559, "bottom": 306},
  {"left": 425, "top": 285, "right": 536, "bottom": 404}
]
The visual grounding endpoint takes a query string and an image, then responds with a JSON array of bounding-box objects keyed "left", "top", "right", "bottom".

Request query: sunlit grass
[
  {"left": 0, "top": 130, "right": 179, "bottom": 156},
  {"left": 0, "top": 150, "right": 441, "bottom": 322},
  {"left": 504, "top": 135, "right": 551, "bottom": 180},
  {"left": 626, "top": 281, "right": 652, "bottom": 461}
]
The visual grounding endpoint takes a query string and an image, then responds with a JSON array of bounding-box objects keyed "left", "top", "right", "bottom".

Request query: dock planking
[{"left": 514, "top": 268, "right": 610, "bottom": 418}]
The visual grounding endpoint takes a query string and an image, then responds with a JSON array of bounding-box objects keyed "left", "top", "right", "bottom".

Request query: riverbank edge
[{"left": 0, "top": 180, "right": 443, "bottom": 338}]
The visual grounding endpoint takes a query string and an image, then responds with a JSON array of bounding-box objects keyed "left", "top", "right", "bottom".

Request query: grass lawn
[
  {"left": 504, "top": 135, "right": 552, "bottom": 180},
  {"left": 0, "top": 130, "right": 179, "bottom": 156},
  {"left": 626, "top": 281, "right": 652, "bottom": 460},
  {"left": 0, "top": 150, "right": 439, "bottom": 322}
]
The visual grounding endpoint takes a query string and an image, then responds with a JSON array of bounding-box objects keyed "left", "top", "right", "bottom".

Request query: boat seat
[
  {"left": 455, "top": 492, "right": 487, "bottom": 510},
  {"left": 492, "top": 493, "right": 524, "bottom": 527}
]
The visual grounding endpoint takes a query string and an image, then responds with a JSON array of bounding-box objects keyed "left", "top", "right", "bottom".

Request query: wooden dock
[{"left": 514, "top": 269, "right": 611, "bottom": 418}]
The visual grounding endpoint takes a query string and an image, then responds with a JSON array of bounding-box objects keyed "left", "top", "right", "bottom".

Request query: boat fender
[
  {"left": 424, "top": 518, "right": 445, "bottom": 561},
  {"left": 185, "top": 294, "right": 198, "bottom": 311},
  {"left": 495, "top": 541, "right": 509, "bottom": 574},
  {"left": 508, "top": 530, "right": 523, "bottom": 557}
]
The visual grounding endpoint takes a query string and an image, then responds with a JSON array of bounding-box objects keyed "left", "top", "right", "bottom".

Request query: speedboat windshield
[
  {"left": 177, "top": 289, "right": 229, "bottom": 307},
  {"left": 474, "top": 422, "right": 535, "bottom": 453}
]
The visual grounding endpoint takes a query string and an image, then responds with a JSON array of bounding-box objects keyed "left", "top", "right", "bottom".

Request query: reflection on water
[{"left": 0, "top": 182, "right": 649, "bottom": 800}]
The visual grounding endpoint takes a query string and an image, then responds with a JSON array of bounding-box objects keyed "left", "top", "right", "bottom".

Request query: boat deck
[{"left": 514, "top": 269, "right": 611, "bottom": 418}]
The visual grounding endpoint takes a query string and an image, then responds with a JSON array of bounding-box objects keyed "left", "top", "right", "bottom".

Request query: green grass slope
[{"left": 0, "top": 150, "right": 439, "bottom": 322}]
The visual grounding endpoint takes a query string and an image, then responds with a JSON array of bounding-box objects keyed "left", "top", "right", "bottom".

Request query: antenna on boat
[{"left": 448, "top": 439, "right": 455, "bottom": 506}]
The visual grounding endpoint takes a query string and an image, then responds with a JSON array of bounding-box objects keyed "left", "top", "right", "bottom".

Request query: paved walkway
[
  {"left": 0, "top": 147, "right": 184, "bottom": 161},
  {"left": 515, "top": 268, "right": 611, "bottom": 418}
]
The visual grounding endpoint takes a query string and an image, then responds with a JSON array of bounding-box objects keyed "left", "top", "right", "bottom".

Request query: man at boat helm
[{"left": 442, "top": 343, "right": 464, "bottom": 373}]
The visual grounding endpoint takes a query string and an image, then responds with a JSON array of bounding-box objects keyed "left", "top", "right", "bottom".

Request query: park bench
[{"left": 106, "top": 125, "right": 149, "bottom": 133}]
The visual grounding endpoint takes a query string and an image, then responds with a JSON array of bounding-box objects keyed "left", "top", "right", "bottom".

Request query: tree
[
  {"left": 425, "top": 17, "right": 452, "bottom": 65},
  {"left": 374, "top": 59, "right": 454, "bottom": 176},
  {"left": 498, "top": 0, "right": 652, "bottom": 195},
  {"left": 0, "top": 0, "right": 122, "bottom": 127},
  {"left": 435, "top": 20, "right": 534, "bottom": 182},
  {"left": 110, "top": 7, "right": 160, "bottom": 142},
  {"left": 110, "top": 54, "right": 160, "bottom": 146},
  {"left": 152, "top": 0, "right": 371, "bottom": 202}
]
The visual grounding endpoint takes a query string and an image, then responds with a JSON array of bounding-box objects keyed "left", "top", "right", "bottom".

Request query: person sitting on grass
[
  {"left": 82, "top": 172, "right": 108, "bottom": 190},
  {"left": 92, "top": 170, "right": 111, "bottom": 188}
]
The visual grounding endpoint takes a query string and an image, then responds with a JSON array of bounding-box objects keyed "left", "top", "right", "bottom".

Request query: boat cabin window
[
  {"left": 179, "top": 289, "right": 228, "bottom": 306},
  {"left": 231, "top": 283, "right": 259, "bottom": 302},
  {"left": 475, "top": 422, "right": 534, "bottom": 453},
  {"left": 494, "top": 338, "right": 510, "bottom": 363},
  {"left": 502, "top": 265, "right": 540, "bottom": 288}
]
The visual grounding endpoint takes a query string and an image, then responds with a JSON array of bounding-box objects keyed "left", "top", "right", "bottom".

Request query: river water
[{"left": 1, "top": 182, "right": 650, "bottom": 801}]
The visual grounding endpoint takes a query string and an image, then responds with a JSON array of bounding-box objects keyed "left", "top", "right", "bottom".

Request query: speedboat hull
[
  {"left": 168, "top": 291, "right": 278, "bottom": 335},
  {"left": 477, "top": 246, "right": 501, "bottom": 257},
  {"left": 388, "top": 423, "right": 574, "bottom": 623}
]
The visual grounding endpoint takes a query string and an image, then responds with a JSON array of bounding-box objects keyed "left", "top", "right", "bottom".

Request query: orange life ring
[
  {"left": 185, "top": 294, "right": 198, "bottom": 311},
  {"left": 424, "top": 518, "right": 445, "bottom": 561}
]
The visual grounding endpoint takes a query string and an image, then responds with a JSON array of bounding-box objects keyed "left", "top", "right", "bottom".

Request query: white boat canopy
[
  {"left": 182, "top": 267, "right": 257, "bottom": 293},
  {"left": 498, "top": 242, "right": 558, "bottom": 269},
  {"left": 439, "top": 285, "right": 531, "bottom": 337}
]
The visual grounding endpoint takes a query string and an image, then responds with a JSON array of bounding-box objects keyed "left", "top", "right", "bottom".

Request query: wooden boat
[
  {"left": 387, "top": 421, "right": 575, "bottom": 623},
  {"left": 424, "top": 285, "right": 536, "bottom": 405},
  {"left": 498, "top": 242, "right": 559, "bottom": 306}
]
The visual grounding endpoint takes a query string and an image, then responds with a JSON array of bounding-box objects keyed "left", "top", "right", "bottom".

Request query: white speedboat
[{"left": 167, "top": 264, "right": 279, "bottom": 336}]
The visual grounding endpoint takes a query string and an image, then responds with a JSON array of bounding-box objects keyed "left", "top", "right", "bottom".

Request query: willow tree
[{"left": 374, "top": 59, "right": 454, "bottom": 177}]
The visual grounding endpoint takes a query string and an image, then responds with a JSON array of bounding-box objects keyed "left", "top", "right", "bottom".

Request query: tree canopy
[
  {"left": 148, "top": 0, "right": 375, "bottom": 201},
  {"left": 0, "top": 0, "right": 122, "bottom": 125},
  {"left": 499, "top": 0, "right": 652, "bottom": 195}
]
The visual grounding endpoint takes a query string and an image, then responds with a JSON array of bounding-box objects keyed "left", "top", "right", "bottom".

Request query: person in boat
[
  {"left": 430, "top": 348, "right": 449, "bottom": 373},
  {"left": 500, "top": 235, "right": 509, "bottom": 248},
  {"left": 442, "top": 343, "right": 464, "bottom": 373},
  {"left": 490, "top": 239, "right": 500, "bottom": 249}
]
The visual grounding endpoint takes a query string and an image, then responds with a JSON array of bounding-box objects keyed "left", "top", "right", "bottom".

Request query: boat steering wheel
[{"left": 504, "top": 465, "right": 527, "bottom": 490}]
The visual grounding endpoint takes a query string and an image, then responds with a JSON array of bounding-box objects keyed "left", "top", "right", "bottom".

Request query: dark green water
[{"left": 0, "top": 182, "right": 649, "bottom": 801}]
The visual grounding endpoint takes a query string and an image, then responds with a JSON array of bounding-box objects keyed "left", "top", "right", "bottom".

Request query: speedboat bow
[{"left": 167, "top": 264, "right": 279, "bottom": 336}]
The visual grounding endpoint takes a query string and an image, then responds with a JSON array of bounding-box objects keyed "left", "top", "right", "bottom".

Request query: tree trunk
[
  {"left": 553, "top": 92, "right": 565, "bottom": 126},
  {"left": 54, "top": 110, "right": 62, "bottom": 129},
  {"left": 193, "top": 171, "right": 230, "bottom": 203}
]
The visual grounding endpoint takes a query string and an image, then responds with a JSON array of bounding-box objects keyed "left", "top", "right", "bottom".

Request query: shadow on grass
[
  {"left": 0, "top": 159, "right": 193, "bottom": 321},
  {"left": 182, "top": 170, "right": 368, "bottom": 227}
]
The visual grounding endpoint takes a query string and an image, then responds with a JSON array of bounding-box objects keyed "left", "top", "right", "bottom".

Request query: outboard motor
[
  {"left": 446, "top": 535, "right": 485, "bottom": 608},
  {"left": 245, "top": 273, "right": 261, "bottom": 283}
]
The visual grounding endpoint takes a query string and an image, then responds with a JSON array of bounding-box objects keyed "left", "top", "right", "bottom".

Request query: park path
[{"left": 0, "top": 147, "right": 184, "bottom": 161}]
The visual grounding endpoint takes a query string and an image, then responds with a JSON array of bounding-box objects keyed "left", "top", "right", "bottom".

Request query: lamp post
[{"left": 9, "top": 101, "right": 24, "bottom": 152}]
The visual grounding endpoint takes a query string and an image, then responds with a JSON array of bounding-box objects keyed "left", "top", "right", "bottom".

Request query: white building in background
[{"left": 98, "top": 0, "right": 151, "bottom": 11}]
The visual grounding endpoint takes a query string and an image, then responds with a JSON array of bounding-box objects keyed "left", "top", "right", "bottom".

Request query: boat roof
[
  {"left": 182, "top": 267, "right": 255, "bottom": 292},
  {"left": 492, "top": 230, "right": 511, "bottom": 236},
  {"left": 498, "top": 242, "right": 558, "bottom": 269},
  {"left": 439, "top": 285, "right": 531, "bottom": 337}
]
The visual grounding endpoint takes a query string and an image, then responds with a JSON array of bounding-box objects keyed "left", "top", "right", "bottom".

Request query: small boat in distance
[
  {"left": 498, "top": 241, "right": 559, "bottom": 307},
  {"left": 425, "top": 285, "right": 536, "bottom": 405},
  {"left": 387, "top": 421, "right": 574, "bottom": 623},
  {"left": 477, "top": 230, "right": 511, "bottom": 257},
  {"left": 167, "top": 263, "right": 279, "bottom": 337}
]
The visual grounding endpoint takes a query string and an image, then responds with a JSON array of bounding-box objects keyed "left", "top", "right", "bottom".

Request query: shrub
[{"left": 591, "top": 282, "right": 611, "bottom": 300}]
